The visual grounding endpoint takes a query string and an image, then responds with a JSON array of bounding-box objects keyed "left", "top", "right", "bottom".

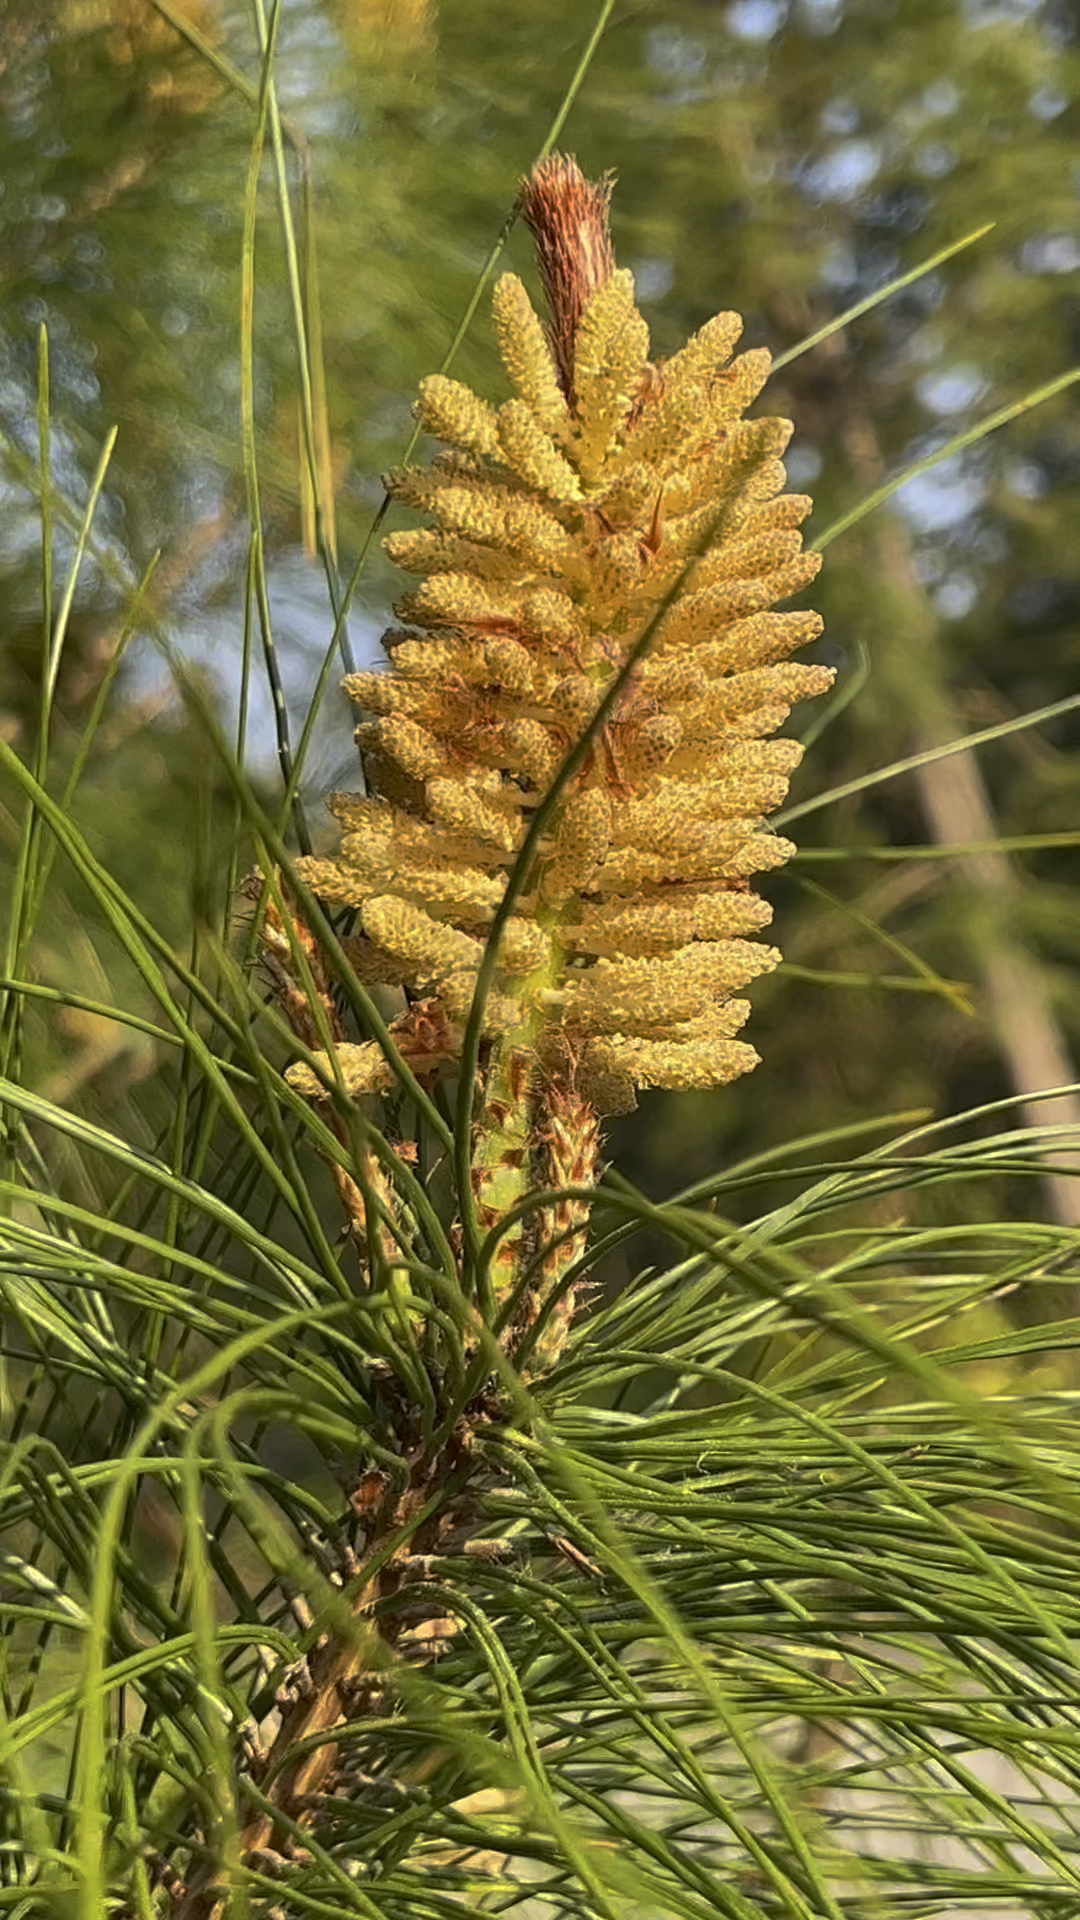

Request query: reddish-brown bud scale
[{"left": 518, "top": 153, "right": 616, "bottom": 399}]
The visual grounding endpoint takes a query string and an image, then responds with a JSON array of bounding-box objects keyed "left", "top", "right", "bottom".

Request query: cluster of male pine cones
[{"left": 289, "top": 154, "right": 829, "bottom": 1123}]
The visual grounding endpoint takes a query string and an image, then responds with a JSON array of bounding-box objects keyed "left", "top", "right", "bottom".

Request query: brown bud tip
[{"left": 518, "top": 153, "right": 616, "bottom": 398}]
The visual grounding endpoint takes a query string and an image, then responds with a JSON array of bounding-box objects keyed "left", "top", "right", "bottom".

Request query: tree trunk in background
[
  {"left": 774, "top": 298, "right": 1080, "bottom": 1227},
  {"left": 833, "top": 387, "right": 1080, "bottom": 1227}
]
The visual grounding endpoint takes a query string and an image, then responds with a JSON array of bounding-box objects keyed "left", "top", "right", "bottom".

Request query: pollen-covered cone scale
[{"left": 292, "top": 156, "right": 830, "bottom": 1124}]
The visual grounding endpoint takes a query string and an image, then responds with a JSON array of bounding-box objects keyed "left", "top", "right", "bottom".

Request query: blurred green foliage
[{"left": 2, "top": 0, "right": 1079, "bottom": 1193}]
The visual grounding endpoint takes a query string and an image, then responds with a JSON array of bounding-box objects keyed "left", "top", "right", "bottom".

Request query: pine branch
[{"left": 160, "top": 153, "right": 828, "bottom": 1912}]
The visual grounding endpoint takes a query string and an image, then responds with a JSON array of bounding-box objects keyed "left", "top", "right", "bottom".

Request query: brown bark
[
  {"left": 787, "top": 323, "right": 1080, "bottom": 1223},
  {"left": 170, "top": 1433, "right": 486, "bottom": 1920}
]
